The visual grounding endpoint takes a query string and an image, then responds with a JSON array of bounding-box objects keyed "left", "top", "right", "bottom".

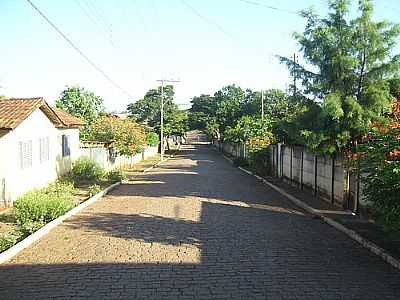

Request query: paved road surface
[{"left": 1, "top": 145, "right": 400, "bottom": 299}]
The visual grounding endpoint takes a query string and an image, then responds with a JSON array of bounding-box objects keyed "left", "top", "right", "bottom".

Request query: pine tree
[{"left": 280, "top": 0, "right": 400, "bottom": 154}]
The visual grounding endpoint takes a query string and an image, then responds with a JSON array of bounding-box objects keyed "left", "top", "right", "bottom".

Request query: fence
[
  {"left": 214, "top": 140, "right": 362, "bottom": 212},
  {"left": 80, "top": 142, "right": 158, "bottom": 170}
]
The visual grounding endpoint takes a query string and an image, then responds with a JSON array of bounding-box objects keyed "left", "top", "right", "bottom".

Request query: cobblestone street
[{"left": 1, "top": 145, "right": 400, "bottom": 299}]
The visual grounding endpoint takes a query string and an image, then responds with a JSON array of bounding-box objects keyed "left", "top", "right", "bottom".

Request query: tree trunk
[{"left": 357, "top": 48, "right": 366, "bottom": 102}]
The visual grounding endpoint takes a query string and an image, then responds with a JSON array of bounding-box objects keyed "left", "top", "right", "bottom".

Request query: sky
[{"left": 1, "top": 0, "right": 400, "bottom": 112}]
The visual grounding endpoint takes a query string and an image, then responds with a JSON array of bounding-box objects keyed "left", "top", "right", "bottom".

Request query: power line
[
  {"left": 180, "top": 0, "right": 234, "bottom": 40},
  {"left": 81, "top": 0, "right": 117, "bottom": 48},
  {"left": 238, "top": 0, "right": 299, "bottom": 15},
  {"left": 25, "top": 0, "right": 133, "bottom": 99},
  {"left": 74, "top": 0, "right": 114, "bottom": 47},
  {"left": 83, "top": 0, "right": 111, "bottom": 34}
]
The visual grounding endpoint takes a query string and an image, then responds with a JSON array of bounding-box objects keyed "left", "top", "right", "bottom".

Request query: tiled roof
[
  {"left": 0, "top": 97, "right": 83, "bottom": 130},
  {"left": 52, "top": 107, "right": 85, "bottom": 127},
  {"left": 0, "top": 98, "right": 49, "bottom": 129}
]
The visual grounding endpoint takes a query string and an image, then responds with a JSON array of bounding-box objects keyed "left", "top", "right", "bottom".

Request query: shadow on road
[{"left": 1, "top": 145, "right": 400, "bottom": 299}]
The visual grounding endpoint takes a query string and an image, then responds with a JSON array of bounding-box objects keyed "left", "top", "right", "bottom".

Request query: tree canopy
[
  {"left": 86, "top": 116, "right": 146, "bottom": 156},
  {"left": 279, "top": 0, "right": 400, "bottom": 154},
  {"left": 188, "top": 85, "right": 298, "bottom": 145},
  {"left": 55, "top": 85, "right": 104, "bottom": 125},
  {"left": 127, "top": 85, "right": 187, "bottom": 138}
]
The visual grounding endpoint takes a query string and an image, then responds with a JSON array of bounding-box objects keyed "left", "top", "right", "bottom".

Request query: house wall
[{"left": 0, "top": 109, "right": 80, "bottom": 206}]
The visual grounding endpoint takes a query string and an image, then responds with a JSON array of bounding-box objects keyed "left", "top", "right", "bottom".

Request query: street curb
[
  {"left": 236, "top": 165, "right": 400, "bottom": 271},
  {"left": 0, "top": 182, "right": 121, "bottom": 264}
]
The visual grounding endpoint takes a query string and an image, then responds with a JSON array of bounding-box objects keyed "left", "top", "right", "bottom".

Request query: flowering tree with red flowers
[
  {"left": 354, "top": 125, "right": 400, "bottom": 232},
  {"left": 87, "top": 116, "right": 146, "bottom": 156}
]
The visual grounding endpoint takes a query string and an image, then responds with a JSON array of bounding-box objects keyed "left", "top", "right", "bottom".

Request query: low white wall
[{"left": 80, "top": 145, "right": 159, "bottom": 171}]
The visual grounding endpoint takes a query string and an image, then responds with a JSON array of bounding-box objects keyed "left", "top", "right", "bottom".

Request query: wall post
[
  {"left": 314, "top": 155, "right": 318, "bottom": 196},
  {"left": 276, "top": 144, "right": 279, "bottom": 177},
  {"left": 300, "top": 148, "right": 304, "bottom": 190},
  {"left": 331, "top": 155, "right": 335, "bottom": 204},
  {"left": 355, "top": 173, "right": 360, "bottom": 214},
  {"left": 290, "top": 146, "right": 293, "bottom": 184}
]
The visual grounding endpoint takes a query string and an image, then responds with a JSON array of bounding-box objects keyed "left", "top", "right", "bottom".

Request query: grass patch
[{"left": 0, "top": 166, "right": 116, "bottom": 254}]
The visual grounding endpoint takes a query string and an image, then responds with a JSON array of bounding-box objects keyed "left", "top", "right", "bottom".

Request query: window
[
  {"left": 19, "top": 140, "right": 32, "bottom": 169},
  {"left": 62, "top": 134, "right": 70, "bottom": 157},
  {"left": 39, "top": 137, "right": 50, "bottom": 163}
]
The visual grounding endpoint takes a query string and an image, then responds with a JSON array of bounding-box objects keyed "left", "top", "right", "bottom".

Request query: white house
[{"left": 0, "top": 98, "right": 84, "bottom": 206}]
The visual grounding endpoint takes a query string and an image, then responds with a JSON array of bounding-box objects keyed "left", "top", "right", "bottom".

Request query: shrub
[
  {"left": 14, "top": 190, "right": 74, "bottom": 234},
  {"left": 0, "top": 231, "right": 24, "bottom": 253},
  {"left": 354, "top": 127, "right": 400, "bottom": 232},
  {"left": 44, "top": 181, "right": 75, "bottom": 199},
  {"left": 72, "top": 157, "right": 105, "bottom": 184},
  {"left": 248, "top": 147, "right": 272, "bottom": 177},
  {"left": 88, "top": 184, "right": 101, "bottom": 197},
  {"left": 107, "top": 169, "right": 127, "bottom": 182},
  {"left": 145, "top": 132, "right": 160, "bottom": 146}
]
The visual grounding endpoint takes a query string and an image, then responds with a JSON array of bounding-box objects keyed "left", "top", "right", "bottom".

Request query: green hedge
[{"left": 14, "top": 182, "right": 74, "bottom": 234}]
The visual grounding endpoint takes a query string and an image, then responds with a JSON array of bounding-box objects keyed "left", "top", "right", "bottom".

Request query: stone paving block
[{"left": 0, "top": 145, "right": 400, "bottom": 299}]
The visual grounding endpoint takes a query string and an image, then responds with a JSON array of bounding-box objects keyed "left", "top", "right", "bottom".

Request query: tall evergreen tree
[{"left": 280, "top": 0, "right": 400, "bottom": 154}]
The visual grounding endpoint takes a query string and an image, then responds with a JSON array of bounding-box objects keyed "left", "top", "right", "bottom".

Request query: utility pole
[
  {"left": 261, "top": 90, "right": 264, "bottom": 121},
  {"left": 156, "top": 78, "right": 180, "bottom": 161}
]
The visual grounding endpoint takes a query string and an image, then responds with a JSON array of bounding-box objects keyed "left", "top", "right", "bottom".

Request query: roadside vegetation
[
  {"left": 0, "top": 158, "right": 126, "bottom": 253},
  {"left": 56, "top": 85, "right": 160, "bottom": 155},
  {"left": 188, "top": 0, "right": 400, "bottom": 232},
  {"left": 127, "top": 85, "right": 188, "bottom": 150}
]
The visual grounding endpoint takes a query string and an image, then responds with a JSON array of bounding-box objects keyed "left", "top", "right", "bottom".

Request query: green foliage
[
  {"left": 188, "top": 86, "right": 298, "bottom": 143},
  {"left": 188, "top": 94, "right": 217, "bottom": 132},
  {"left": 214, "top": 85, "right": 246, "bottom": 135},
  {"left": 145, "top": 132, "right": 160, "bottom": 146},
  {"left": 107, "top": 169, "right": 127, "bottom": 182},
  {"left": 44, "top": 181, "right": 75, "bottom": 199},
  {"left": 71, "top": 157, "right": 105, "bottom": 184},
  {"left": 0, "top": 231, "right": 24, "bottom": 253},
  {"left": 245, "top": 89, "right": 301, "bottom": 122},
  {"left": 224, "top": 116, "right": 273, "bottom": 144},
  {"left": 85, "top": 116, "right": 146, "bottom": 155},
  {"left": 127, "top": 85, "right": 187, "bottom": 138},
  {"left": 248, "top": 148, "right": 272, "bottom": 177},
  {"left": 354, "top": 127, "right": 400, "bottom": 232},
  {"left": 55, "top": 85, "right": 104, "bottom": 139},
  {"left": 279, "top": 0, "right": 400, "bottom": 154},
  {"left": 14, "top": 187, "right": 74, "bottom": 234},
  {"left": 88, "top": 184, "right": 102, "bottom": 197},
  {"left": 388, "top": 78, "right": 400, "bottom": 99}
]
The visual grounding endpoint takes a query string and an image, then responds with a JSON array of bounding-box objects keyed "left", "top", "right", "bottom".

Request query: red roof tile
[{"left": 0, "top": 98, "right": 83, "bottom": 130}]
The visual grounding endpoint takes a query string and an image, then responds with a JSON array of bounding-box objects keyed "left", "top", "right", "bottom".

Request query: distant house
[{"left": 0, "top": 98, "right": 84, "bottom": 206}]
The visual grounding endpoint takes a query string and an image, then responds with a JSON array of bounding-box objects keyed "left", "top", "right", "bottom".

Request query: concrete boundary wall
[
  {"left": 80, "top": 144, "right": 158, "bottom": 170},
  {"left": 214, "top": 141, "right": 359, "bottom": 211}
]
